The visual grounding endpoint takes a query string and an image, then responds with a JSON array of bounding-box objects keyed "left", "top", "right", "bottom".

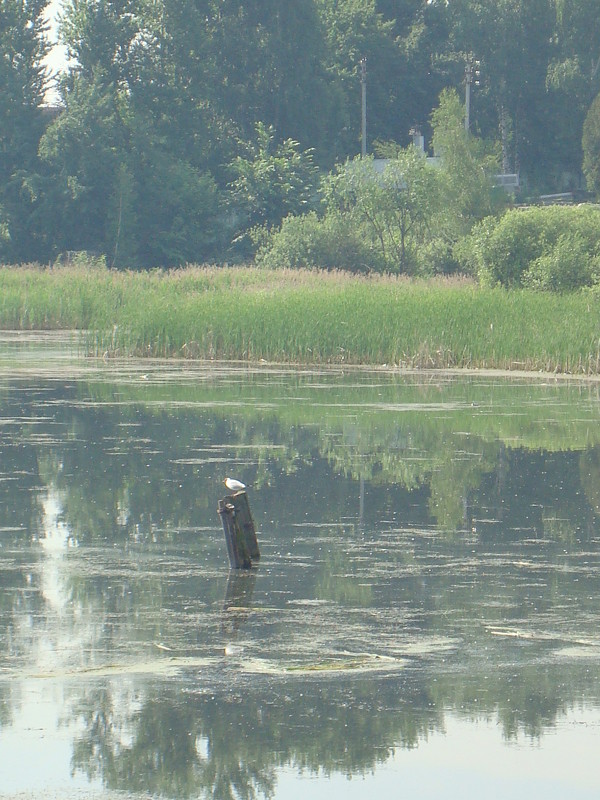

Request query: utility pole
[
  {"left": 464, "top": 61, "right": 471, "bottom": 132},
  {"left": 360, "top": 57, "right": 367, "bottom": 157},
  {"left": 464, "top": 55, "right": 480, "bottom": 131}
]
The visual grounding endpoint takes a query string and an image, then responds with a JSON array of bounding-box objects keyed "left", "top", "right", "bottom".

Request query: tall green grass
[{"left": 1, "top": 263, "right": 600, "bottom": 373}]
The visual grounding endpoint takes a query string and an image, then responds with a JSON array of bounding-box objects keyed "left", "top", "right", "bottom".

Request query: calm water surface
[{"left": 1, "top": 332, "right": 600, "bottom": 798}]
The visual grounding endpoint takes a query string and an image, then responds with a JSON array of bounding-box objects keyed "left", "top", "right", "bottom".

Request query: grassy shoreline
[{"left": 1, "top": 264, "right": 600, "bottom": 373}]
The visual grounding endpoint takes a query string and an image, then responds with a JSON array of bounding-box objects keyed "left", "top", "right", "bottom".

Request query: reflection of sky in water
[
  {"left": 2, "top": 490, "right": 141, "bottom": 795},
  {"left": 0, "top": 679, "right": 95, "bottom": 794},
  {"left": 31, "top": 490, "right": 93, "bottom": 673},
  {"left": 40, "top": 492, "right": 71, "bottom": 608},
  {"left": 2, "top": 493, "right": 93, "bottom": 794},
  {"left": 275, "top": 711, "right": 600, "bottom": 800}
]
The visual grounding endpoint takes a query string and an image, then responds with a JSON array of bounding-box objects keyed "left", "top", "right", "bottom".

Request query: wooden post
[
  {"left": 217, "top": 490, "right": 260, "bottom": 569},
  {"left": 231, "top": 491, "right": 260, "bottom": 562}
]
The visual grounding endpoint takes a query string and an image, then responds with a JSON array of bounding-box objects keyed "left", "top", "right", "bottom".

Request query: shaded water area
[{"left": 1, "top": 332, "right": 600, "bottom": 798}]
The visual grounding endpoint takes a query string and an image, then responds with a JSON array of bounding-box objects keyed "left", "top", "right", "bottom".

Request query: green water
[{"left": 1, "top": 333, "right": 600, "bottom": 799}]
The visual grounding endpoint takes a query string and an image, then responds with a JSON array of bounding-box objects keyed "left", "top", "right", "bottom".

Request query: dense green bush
[
  {"left": 523, "top": 233, "right": 597, "bottom": 291},
  {"left": 254, "top": 211, "right": 386, "bottom": 272},
  {"left": 455, "top": 204, "right": 600, "bottom": 289}
]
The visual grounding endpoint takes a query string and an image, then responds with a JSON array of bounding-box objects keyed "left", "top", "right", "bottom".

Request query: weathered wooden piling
[{"left": 217, "top": 490, "right": 260, "bottom": 569}]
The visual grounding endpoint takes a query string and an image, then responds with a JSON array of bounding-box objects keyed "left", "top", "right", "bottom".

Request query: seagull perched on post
[{"left": 224, "top": 477, "right": 246, "bottom": 492}]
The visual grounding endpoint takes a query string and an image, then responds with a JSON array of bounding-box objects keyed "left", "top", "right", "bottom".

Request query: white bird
[{"left": 224, "top": 477, "right": 246, "bottom": 492}]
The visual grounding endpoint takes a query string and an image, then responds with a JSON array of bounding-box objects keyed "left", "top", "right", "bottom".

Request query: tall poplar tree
[
  {"left": 582, "top": 92, "right": 600, "bottom": 196},
  {"left": 547, "top": 0, "right": 600, "bottom": 187},
  {"left": 206, "top": 0, "right": 337, "bottom": 161},
  {"left": 0, "top": 0, "right": 50, "bottom": 261}
]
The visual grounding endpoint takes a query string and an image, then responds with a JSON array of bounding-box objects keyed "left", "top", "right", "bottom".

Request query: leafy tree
[
  {"left": 127, "top": 138, "right": 220, "bottom": 267},
  {"left": 228, "top": 122, "right": 318, "bottom": 255},
  {"left": 431, "top": 88, "right": 502, "bottom": 241},
  {"left": 315, "top": 0, "right": 402, "bottom": 159},
  {"left": 256, "top": 151, "right": 436, "bottom": 275},
  {"left": 439, "top": 0, "right": 600, "bottom": 191},
  {"left": 38, "top": 73, "right": 128, "bottom": 257},
  {"left": 541, "top": 0, "right": 600, "bottom": 187},
  {"left": 0, "top": 0, "right": 50, "bottom": 262},
  {"left": 39, "top": 76, "right": 220, "bottom": 267},
  {"left": 4, "top": 0, "right": 599, "bottom": 265},
  {"left": 42, "top": 1, "right": 142, "bottom": 259},
  {"left": 374, "top": 1, "right": 453, "bottom": 148},
  {"left": 258, "top": 90, "right": 503, "bottom": 275},
  {"left": 59, "top": 0, "right": 140, "bottom": 84},
  {"left": 321, "top": 150, "right": 439, "bottom": 273},
  {"left": 440, "top": 0, "right": 557, "bottom": 188},
  {"left": 130, "top": 0, "right": 236, "bottom": 178},
  {"left": 551, "top": 0, "right": 600, "bottom": 89},
  {"left": 39, "top": 0, "right": 221, "bottom": 267}
]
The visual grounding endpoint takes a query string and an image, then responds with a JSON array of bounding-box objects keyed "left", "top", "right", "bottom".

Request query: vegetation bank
[{"left": 1, "top": 263, "right": 600, "bottom": 375}]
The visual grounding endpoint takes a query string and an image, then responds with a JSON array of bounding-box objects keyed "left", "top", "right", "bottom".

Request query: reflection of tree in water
[
  {"left": 471, "top": 447, "right": 600, "bottom": 542},
  {"left": 68, "top": 657, "right": 600, "bottom": 797},
  {"left": 427, "top": 438, "right": 497, "bottom": 531},
  {"left": 0, "top": 387, "right": 45, "bottom": 538},
  {"left": 72, "top": 686, "right": 221, "bottom": 798},
  {"left": 580, "top": 445, "right": 600, "bottom": 518},
  {"left": 495, "top": 667, "right": 568, "bottom": 741},
  {"left": 70, "top": 674, "right": 441, "bottom": 799},
  {"left": 4, "top": 378, "right": 600, "bottom": 545},
  {"left": 430, "top": 658, "right": 599, "bottom": 742}
]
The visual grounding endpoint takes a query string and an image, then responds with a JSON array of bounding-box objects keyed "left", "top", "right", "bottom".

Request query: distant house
[{"left": 39, "top": 104, "right": 63, "bottom": 123}]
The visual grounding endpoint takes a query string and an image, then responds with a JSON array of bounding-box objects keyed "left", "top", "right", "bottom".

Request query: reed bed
[{"left": 1, "top": 263, "right": 599, "bottom": 373}]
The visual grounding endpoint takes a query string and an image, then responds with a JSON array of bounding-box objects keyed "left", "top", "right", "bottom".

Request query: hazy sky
[
  {"left": 44, "top": 0, "right": 66, "bottom": 69},
  {"left": 43, "top": 0, "right": 67, "bottom": 99}
]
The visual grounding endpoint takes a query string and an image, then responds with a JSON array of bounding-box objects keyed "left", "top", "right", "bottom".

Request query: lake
[{"left": 1, "top": 332, "right": 600, "bottom": 799}]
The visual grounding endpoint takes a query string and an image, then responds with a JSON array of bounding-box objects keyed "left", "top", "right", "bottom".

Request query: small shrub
[
  {"left": 417, "top": 238, "right": 458, "bottom": 276},
  {"left": 54, "top": 251, "right": 108, "bottom": 270}
]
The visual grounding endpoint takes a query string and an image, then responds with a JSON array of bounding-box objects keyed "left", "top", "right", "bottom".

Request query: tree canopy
[{"left": 0, "top": 0, "right": 599, "bottom": 268}]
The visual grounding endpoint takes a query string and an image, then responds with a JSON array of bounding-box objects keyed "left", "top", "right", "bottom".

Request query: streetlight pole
[{"left": 360, "top": 57, "right": 367, "bottom": 157}]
